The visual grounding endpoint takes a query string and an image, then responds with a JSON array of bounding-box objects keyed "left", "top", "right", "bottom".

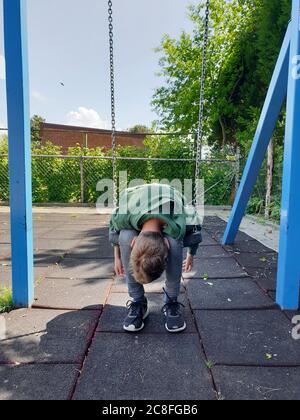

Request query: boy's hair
[{"left": 130, "top": 232, "right": 169, "bottom": 285}]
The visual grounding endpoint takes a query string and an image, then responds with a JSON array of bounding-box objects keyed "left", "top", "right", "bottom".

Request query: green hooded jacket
[{"left": 109, "top": 184, "right": 202, "bottom": 255}]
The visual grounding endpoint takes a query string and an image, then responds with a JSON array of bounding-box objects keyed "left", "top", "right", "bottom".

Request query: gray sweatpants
[{"left": 119, "top": 229, "right": 183, "bottom": 303}]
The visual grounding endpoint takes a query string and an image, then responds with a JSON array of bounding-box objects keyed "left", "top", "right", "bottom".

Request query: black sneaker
[
  {"left": 162, "top": 299, "right": 186, "bottom": 333},
  {"left": 123, "top": 299, "right": 149, "bottom": 333}
]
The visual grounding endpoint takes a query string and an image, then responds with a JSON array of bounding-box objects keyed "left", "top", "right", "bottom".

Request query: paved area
[
  {"left": 0, "top": 212, "right": 300, "bottom": 400},
  {"left": 213, "top": 209, "right": 280, "bottom": 252}
]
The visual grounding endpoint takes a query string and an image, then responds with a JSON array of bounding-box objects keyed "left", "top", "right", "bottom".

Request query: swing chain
[
  {"left": 108, "top": 0, "right": 210, "bottom": 207},
  {"left": 108, "top": 0, "right": 118, "bottom": 207},
  {"left": 194, "top": 0, "right": 210, "bottom": 206}
]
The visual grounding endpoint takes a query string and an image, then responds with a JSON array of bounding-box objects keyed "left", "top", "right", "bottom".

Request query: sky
[{"left": 0, "top": 0, "right": 198, "bottom": 131}]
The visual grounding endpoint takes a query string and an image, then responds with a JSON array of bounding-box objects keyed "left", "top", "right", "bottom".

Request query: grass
[
  {"left": 0, "top": 287, "right": 14, "bottom": 313},
  {"left": 205, "top": 360, "right": 215, "bottom": 370}
]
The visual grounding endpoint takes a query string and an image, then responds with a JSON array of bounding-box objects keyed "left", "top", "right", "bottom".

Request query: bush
[
  {"left": 0, "top": 288, "right": 14, "bottom": 314},
  {"left": 0, "top": 137, "right": 238, "bottom": 207},
  {"left": 0, "top": 138, "right": 9, "bottom": 202}
]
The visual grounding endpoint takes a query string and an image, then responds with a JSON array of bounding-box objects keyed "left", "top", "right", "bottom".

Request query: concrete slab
[
  {"left": 209, "top": 230, "right": 255, "bottom": 243},
  {"left": 195, "top": 310, "right": 300, "bottom": 365},
  {"left": 33, "top": 228, "right": 56, "bottom": 238},
  {"left": 66, "top": 240, "right": 114, "bottom": 259},
  {"left": 34, "top": 250, "right": 65, "bottom": 266},
  {"left": 98, "top": 293, "right": 196, "bottom": 333},
  {"left": 225, "top": 241, "right": 275, "bottom": 254},
  {"left": 111, "top": 275, "right": 185, "bottom": 294},
  {"left": 34, "top": 238, "right": 81, "bottom": 251},
  {"left": 182, "top": 257, "right": 247, "bottom": 280},
  {"left": 245, "top": 267, "right": 277, "bottom": 291},
  {"left": 184, "top": 278, "right": 275, "bottom": 310},
  {"left": 1, "top": 226, "right": 52, "bottom": 239},
  {"left": 45, "top": 221, "right": 107, "bottom": 228},
  {"left": 203, "top": 217, "right": 226, "bottom": 226},
  {"left": 206, "top": 210, "right": 279, "bottom": 252},
  {"left": 2, "top": 251, "right": 65, "bottom": 266},
  {"left": 284, "top": 309, "right": 300, "bottom": 321},
  {"left": 0, "top": 309, "right": 100, "bottom": 363},
  {"left": 0, "top": 233, "right": 10, "bottom": 243},
  {"left": 31, "top": 212, "right": 109, "bottom": 222},
  {"left": 73, "top": 333, "right": 215, "bottom": 400},
  {"left": 0, "top": 266, "right": 11, "bottom": 288},
  {"left": 188, "top": 245, "right": 230, "bottom": 259},
  {"left": 48, "top": 257, "right": 114, "bottom": 279},
  {"left": 35, "top": 277, "right": 112, "bottom": 309},
  {"left": 39, "top": 228, "right": 106, "bottom": 240},
  {"left": 199, "top": 231, "right": 218, "bottom": 246},
  {"left": 0, "top": 244, "right": 10, "bottom": 259},
  {"left": 213, "top": 366, "right": 300, "bottom": 401},
  {"left": 0, "top": 265, "right": 54, "bottom": 289},
  {"left": 0, "top": 228, "right": 10, "bottom": 234},
  {"left": 0, "top": 364, "right": 80, "bottom": 400},
  {"left": 234, "top": 252, "right": 278, "bottom": 270}
]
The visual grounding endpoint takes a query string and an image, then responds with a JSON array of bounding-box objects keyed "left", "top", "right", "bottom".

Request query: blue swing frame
[
  {"left": 223, "top": 0, "right": 300, "bottom": 310},
  {"left": 3, "top": 0, "right": 34, "bottom": 307},
  {"left": 2, "top": 0, "right": 300, "bottom": 308}
]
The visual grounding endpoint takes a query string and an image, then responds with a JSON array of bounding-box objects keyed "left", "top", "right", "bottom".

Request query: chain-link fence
[{"left": 0, "top": 153, "right": 239, "bottom": 206}]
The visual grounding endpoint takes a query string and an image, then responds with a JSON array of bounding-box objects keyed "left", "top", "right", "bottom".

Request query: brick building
[{"left": 40, "top": 123, "right": 146, "bottom": 153}]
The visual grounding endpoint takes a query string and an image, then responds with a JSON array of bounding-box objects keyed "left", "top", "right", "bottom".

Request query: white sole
[
  {"left": 165, "top": 322, "right": 187, "bottom": 333},
  {"left": 123, "top": 308, "right": 150, "bottom": 333}
]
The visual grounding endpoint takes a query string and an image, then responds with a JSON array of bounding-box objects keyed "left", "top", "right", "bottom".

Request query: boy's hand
[
  {"left": 183, "top": 254, "right": 194, "bottom": 273},
  {"left": 115, "top": 257, "right": 125, "bottom": 276},
  {"left": 114, "top": 245, "right": 125, "bottom": 276}
]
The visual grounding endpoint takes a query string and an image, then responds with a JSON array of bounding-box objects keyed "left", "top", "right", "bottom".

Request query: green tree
[
  {"left": 128, "top": 125, "right": 150, "bottom": 134},
  {"left": 152, "top": 0, "right": 291, "bottom": 219},
  {"left": 152, "top": 0, "right": 290, "bottom": 153},
  {"left": 31, "top": 115, "right": 45, "bottom": 143}
]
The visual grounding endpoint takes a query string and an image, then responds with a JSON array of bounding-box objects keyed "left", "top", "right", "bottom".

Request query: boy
[{"left": 109, "top": 183, "right": 202, "bottom": 333}]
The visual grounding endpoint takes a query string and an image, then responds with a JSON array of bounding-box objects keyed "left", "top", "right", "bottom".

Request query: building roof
[{"left": 40, "top": 123, "right": 146, "bottom": 139}]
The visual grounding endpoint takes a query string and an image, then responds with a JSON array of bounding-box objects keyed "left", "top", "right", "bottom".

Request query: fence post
[
  {"left": 235, "top": 147, "right": 241, "bottom": 196},
  {"left": 80, "top": 156, "right": 84, "bottom": 204}
]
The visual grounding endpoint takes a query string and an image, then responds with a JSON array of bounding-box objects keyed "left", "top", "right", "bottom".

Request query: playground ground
[{"left": 0, "top": 208, "right": 300, "bottom": 400}]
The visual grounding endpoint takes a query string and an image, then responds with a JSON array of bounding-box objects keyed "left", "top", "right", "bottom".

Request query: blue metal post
[
  {"left": 277, "top": 0, "right": 300, "bottom": 310},
  {"left": 223, "top": 25, "right": 290, "bottom": 245},
  {"left": 4, "top": 0, "right": 34, "bottom": 307}
]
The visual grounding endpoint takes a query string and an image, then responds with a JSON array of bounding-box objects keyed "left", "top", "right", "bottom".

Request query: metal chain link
[
  {"left": 108, "top": 0, "right": 118, "bottom": 207},
  {"left": 194, "top": 0, "right": 210, "bottom": 206},
  {"left": 108, "top": 0, "right": 210, "bottom": 207}
]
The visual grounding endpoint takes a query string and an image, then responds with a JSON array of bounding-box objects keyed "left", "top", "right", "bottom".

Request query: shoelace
[
  {"left": 126, "top": 300, "right": 145, "bottom": 322},
  {"left": 162, "top": 288, "right": 185, "bottom": 316}
]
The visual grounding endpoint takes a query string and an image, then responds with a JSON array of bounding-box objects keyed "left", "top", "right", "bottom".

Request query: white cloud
[
  {"left": 0, "top": 55, "right": 6, "bottom": 80},
  {"left": 31, "top": 90, "right": 47, "bottom": 103},
  {"left": 66, "top": 107, "right": 110, "bottom": 129}
]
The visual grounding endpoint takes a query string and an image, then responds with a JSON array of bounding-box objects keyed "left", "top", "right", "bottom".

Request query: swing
[{"left": 107, "top": 0, "right": 211, "bottom": 210}]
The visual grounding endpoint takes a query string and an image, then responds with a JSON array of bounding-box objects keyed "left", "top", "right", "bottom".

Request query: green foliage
[
  {"left": 247, "top": 196, "right": 265, "bottom": 215},
  {"left": 0, "top": 288, "right": 14, "bottom": 314},
  {"left": 31, "top": 115, "right": 45, "bottom": 143},
  {"left": 269, "top": 199, "right": 281, "bottom": 222},
  {"left": 153, "top": 0, "right": 289, "bottom": 149},
  {"left": 152, "top": 0, "right": 291, "bottom": 220},
  {"left": 0, "top": 137, "right": 9, "bottom": 202},
  {"left": 144, "top": 135, "right": 195, "bottom": 185},
  {"left": 0, "top": 137, "right": 236, "bottom": 206},
  {"left": 128, "top": 125, "right": 150, "bottom": 134}
]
